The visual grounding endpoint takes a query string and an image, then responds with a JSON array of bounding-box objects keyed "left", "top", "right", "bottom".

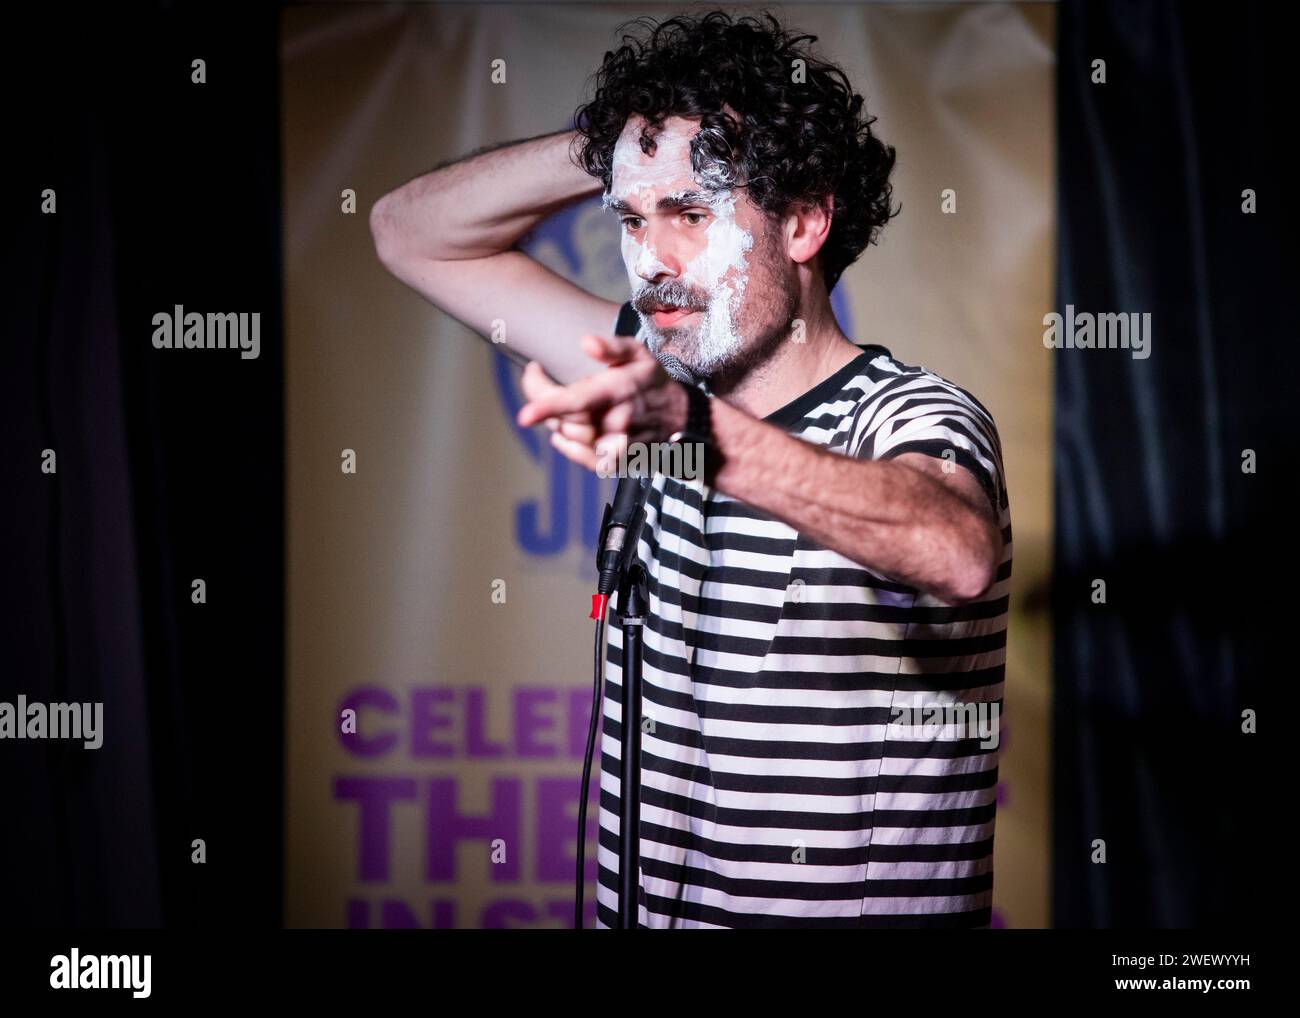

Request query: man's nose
[{"left": 632, "top": 227, "right": 683, "bottom": 283}]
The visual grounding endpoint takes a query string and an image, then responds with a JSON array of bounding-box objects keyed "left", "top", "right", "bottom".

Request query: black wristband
[
  {"left": 668, "top": 382, "right": 718, "bottom": 485},
  {"left": 682, "top": 382, "right": 713, "bottom": 446}
]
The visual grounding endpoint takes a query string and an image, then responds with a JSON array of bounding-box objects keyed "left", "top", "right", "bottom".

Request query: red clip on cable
[{"left": 589, "top": 593, "right": 609, "bottom": 620}]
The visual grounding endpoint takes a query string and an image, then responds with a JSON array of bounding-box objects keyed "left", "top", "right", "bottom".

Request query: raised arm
[{"left": 369, "top": 129, "right": 619, "bottom": 384}]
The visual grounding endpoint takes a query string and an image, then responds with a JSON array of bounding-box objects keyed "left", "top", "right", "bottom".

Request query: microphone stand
[
  {"left": 585, "top": 354, "right": 699, "bottom": 929},
  {"left": 614, "top": 561, "right": 648, "bottom": 930},
  {"left": 590, "top": 475, "right": 650, "bottom": 930}
]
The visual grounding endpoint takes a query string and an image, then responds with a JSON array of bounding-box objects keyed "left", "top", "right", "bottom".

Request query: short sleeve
[
  {"left": 613, "top": 301, "right": 640, "bottom": 338},
  {"left": 848, "top": 373, "right": 1007, "bottom": 518}
]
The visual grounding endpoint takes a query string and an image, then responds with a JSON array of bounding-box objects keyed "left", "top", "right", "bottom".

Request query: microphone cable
[{"left": 575, "top": 611, "right": 606, "bottom": 929}]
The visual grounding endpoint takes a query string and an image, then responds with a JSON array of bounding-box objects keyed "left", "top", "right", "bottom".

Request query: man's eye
[
  {"left": 621, "top": 216, "right": 644, "bottom": 231},
  {"left": 682, "top": 212, "right": 707, "bottom": 225}
]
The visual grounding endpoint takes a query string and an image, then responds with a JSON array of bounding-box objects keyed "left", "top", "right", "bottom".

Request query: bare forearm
[
  {"left": 370, "top": 130, "right": 601, "bottom": 262},
  {"left": 512, "top": 336, "right": 1002, "bottom": 600},
  {"left": 709, "top": 399, "right": 1001, "bottom": 604}
]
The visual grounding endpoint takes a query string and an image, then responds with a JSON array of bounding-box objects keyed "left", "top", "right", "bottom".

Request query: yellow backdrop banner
[{"left": 283, "top": 1, "right": 1055, "bottom": 929}]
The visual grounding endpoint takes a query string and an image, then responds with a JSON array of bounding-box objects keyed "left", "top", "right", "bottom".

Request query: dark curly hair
[{"left": 573, "top": 10, "right": 898, "bottom": 292}]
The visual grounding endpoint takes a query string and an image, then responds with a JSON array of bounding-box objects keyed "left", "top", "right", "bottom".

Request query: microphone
[
  {"left": 589, "top": 348, "right": 697, "bottom": 617},
  {"left": 654, "top": 351, "right": 700, "bottom": 389},
  {"left": 593, "top": 474, "right": 649, "bottom": 604}
]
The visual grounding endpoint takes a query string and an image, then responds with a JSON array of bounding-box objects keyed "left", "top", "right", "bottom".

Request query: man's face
[{"left": 606, "top": 115, "right": 796, "bottom": 380}]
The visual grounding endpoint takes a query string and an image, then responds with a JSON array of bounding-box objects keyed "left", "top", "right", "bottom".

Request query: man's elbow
[
  {"left": 368, "top": 194, "right": 402, "bottom": 268},
  {"left": 945, "top": 520, "right": 1003, "bottom": 604}
]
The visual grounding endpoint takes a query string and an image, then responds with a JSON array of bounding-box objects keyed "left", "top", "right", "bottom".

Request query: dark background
[
  {"left": 0, "top": 0, "right": 1283, "bottom": 928},
  {"left": 1052, "top": 0, "right": 1281, "bottom": 927},
  {"left": 2, "top": 3, "right": 283, "bottom": 926}
]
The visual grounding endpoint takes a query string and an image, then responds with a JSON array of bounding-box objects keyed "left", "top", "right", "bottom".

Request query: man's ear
[{"left": 785, "top": 197, "right": 834, "bottom": 267}]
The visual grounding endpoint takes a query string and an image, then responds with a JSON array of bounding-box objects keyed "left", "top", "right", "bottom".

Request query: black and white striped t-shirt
[{"left": 596, "top": 306, "right": 1012, "bottom": 929}]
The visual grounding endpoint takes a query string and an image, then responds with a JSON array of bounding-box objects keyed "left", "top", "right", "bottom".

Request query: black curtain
[
  {"left": 1, "top": 0, "right": 1285, "bottom": 933},
  {"left": 1053, "top": 0, "right": 1282, "bottom": 927},
  {"left": 1, "top": 3, "right": 283, "bottom": 927}
]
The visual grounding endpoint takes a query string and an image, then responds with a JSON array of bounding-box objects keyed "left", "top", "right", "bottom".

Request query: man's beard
[
  {"left": 642, "top": 315, "right": 742, "bottom": 378},
  {"left": 633, "top": 280, "right": 746, "bottom": 379},
  {"left": 632, "top": 274, "right": 794, "bottom": 383}
]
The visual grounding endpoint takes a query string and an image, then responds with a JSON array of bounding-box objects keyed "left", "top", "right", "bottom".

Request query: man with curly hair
[{"left": 371, "top": 10, "right": 1011, "bottom": 929}]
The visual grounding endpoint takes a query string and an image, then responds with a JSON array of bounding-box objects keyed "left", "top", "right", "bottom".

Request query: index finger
[
  {"left": 515, "top": 369, "right": 641, "bottom": 427},
  {"left": 582, "top": 333, "right": 646, "bottom": 366}
]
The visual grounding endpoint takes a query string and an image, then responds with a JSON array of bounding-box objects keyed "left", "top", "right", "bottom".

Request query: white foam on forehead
[{"left": 610, "top": 121, "right": 702, "bottom": 195}]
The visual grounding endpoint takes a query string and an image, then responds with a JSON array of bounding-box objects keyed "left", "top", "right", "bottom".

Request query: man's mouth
[{"left": 649, "top": 304, "right": 700, "bottom": 328}]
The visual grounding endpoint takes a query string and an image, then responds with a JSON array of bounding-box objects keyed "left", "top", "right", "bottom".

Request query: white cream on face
[
  {"left": 681, "top": 189, "right": 753, "bottom": 372},
  {"left": 608, "top": 120, "right": 753, "bottom": 374}
]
